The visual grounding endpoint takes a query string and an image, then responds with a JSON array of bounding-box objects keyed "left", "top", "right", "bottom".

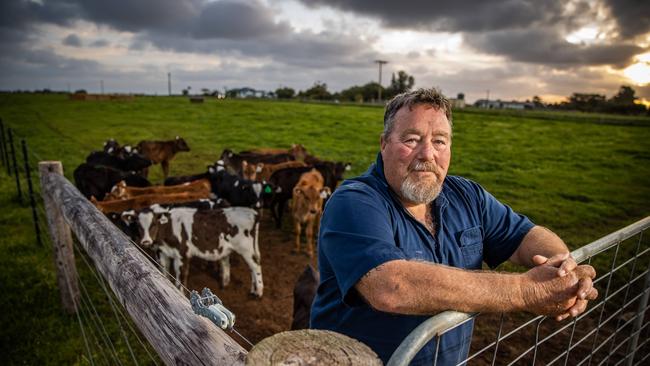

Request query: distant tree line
[
  {"left": 539, "top": 85, "right": 648, "bottom": 115},
  {"left": 276, "top": 70, "right": 416, "bottom": 102}
]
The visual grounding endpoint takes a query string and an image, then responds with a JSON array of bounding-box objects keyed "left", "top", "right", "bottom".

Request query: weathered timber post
[
  {"left": 246, "top": 329, "right": 382, "bottom": 365},
  {"left": 8, "top": 128, "right": 23, "bottom": 202},
  {"left": 40, "top": 164, "right": 247, "bottom": 365},
  {"left": 23, "top": 140, "right": 42, "bottom": 246},
  {"left": 39, "top": 161, "right": 80, "bottom": 313}
]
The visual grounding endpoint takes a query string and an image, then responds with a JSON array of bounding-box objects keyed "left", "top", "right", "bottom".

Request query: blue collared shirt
[{"left": 310, "top": 153, "right": 535, "bottom": 365}]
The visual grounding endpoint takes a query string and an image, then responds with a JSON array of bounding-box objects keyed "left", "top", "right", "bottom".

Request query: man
[{"left": 310, "top": 88, "right": 598, "bottom": 365}]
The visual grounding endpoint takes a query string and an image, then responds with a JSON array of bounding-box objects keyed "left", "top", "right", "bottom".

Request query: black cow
[
  {"left": 291, "top": 265, "right": 320, "bottom": 330},
  {"left": 86, "top": 151, "right": 152, "bottom": 173},
  {"left": 74, "top": 163, "right": 151, "bottom": 200},
  {"left": 165, "top": 164, "right": 274, "bottom": 208}
]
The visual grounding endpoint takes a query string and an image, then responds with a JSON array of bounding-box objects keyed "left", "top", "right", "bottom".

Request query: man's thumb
[{"left": 532, "top": 255, "right": 548, "bottom": 266}]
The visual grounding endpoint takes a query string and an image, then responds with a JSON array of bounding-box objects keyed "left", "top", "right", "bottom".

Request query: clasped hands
[{"left": 522, "top": 253, "right": 599, "bottom": 321}]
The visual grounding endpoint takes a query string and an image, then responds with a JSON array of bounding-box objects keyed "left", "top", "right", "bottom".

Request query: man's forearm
[
  {"left": 356, "top": 258, "right": 594, "bottom": 317},
  {"left": 357, "top": 260, "right": 526, "bottom": 315},
  {"left": 510, "top": 226, "right": 570, "bottom": 267}
]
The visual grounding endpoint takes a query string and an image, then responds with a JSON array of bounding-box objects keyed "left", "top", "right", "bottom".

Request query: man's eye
[{"left": 404, "top": 138, "right": 418, "bottom": 146}]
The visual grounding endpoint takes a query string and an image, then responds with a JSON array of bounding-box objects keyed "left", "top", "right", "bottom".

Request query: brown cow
[
  {"left": 257, "top": 160, "right": 307, "bottom": 182},
  {"left": 291, "top": 169, "right": 331, "bottom": 258},
  {"left": 105, "top": 179, "right": 211, "bottom": 200},
  {"left": 136, "top": 136, "right": 190, "bottom": 178},
  {"left": 241, "top": 161, "right": 264, "bottom": 181},
  {"left": 245, "top": 144, "right": 308, "bottom": 161},
  {"left": 91, "top": 191, "right": 210, "bottom": 213}
]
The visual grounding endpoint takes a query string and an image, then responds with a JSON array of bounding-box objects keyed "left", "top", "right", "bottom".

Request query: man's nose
[{"left": 417, "top": 140, "right": 436, "bottom": 161}]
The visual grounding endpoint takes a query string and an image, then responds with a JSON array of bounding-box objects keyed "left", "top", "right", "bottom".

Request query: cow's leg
[
  {"left": 305, "top": 218, "right": 315, "bottom": 258},
  {"left": 159, "top": 252, "right": 171, "bottom": 281},
  {"left": 240, "top": 253, "right": 263, "bottom": 297},
  {"left": 293, "top": 218, "right": 302, "bottom": 254},
  {"left": 220, "top": 256, "right": 231, "bottom": 287},
  {"left": 161, "top": 160, "right": 170, "bottom": 179},
  {"left": 271, "top": 197, "right": 281, "bottom": 228},
  {"left": 181, "top": 255, "right": 191, "bottom": 290}
]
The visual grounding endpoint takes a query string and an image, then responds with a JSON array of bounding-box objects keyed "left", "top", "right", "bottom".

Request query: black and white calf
[{"left": 123, "top": 204, "right": 263, "bottom": 297}]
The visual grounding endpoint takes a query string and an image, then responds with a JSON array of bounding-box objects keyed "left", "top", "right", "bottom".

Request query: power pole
[
  {"left": 486, "top": 89, "right": 490, "bottom": 101},
  {"left": 168, "top": 73, "right": 172, "bottom": 96},
  {"left": 375, "top": 60, "right": 388, "bottom": 101}
]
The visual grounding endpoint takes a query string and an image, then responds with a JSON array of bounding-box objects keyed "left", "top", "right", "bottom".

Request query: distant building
[
  {"left": 449, "top": 93, "right": 466, "bottom": 109},
  {"left": 227, "top": 87, "right": 268, "bottom": 98},
  {"left": 474, "top": 99, "right": 534, "bottom": 110}
]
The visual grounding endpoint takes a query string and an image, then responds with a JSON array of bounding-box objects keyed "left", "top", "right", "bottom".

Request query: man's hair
[{"left": 382, "top": 88, "right": 453, "bottom": 138}]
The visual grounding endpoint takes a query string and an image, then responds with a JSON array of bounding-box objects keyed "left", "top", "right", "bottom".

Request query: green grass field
[{"left": 1, "top": 93, "right": 649, "bottom": 364}]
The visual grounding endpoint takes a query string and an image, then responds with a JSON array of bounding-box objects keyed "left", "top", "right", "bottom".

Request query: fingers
[
  {"left": 575, "top": 265, "right": 597, "bottom": 280},
  {"left": 557, "top": 256, "right": 577, "bottom": 277},
  {"left": 576, "top": 277, "right": 593, "bottom": 299},
  {"left": 532, "top": 255, "right": 548, "bottom": 266}
]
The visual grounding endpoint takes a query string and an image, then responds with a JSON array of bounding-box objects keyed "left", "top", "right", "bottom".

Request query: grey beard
[{"left": 400, "top": 174, "right": 441, "bottom": 204}]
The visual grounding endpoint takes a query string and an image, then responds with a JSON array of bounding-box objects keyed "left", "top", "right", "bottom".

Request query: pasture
[{"left": 0, "top": 93, "right": 649, "bottom": 364}]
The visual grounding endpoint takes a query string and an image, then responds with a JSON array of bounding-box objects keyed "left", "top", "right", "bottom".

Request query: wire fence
[
  {"left": 388, "top": 218, "right": 650, "bottom": 366},
  {"left": 3, "top": 117, "right": 649, "bottom": 365},
  {"left": 1, "top": 122, "right": 164, "bottom": 365}
]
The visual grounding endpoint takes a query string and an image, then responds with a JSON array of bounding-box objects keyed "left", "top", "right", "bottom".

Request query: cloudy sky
[{"left": 1, "top": 0, "right": 649, "bottom": 103}]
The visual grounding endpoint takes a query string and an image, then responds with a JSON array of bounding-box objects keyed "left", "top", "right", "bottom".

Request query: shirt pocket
[{"left": 458, "top": 226, "right": 483, "bottom": 269}]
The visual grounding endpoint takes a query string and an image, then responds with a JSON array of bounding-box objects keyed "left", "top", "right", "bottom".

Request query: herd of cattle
[{"left": 72, "top": 137, "right": 350, "bottom": 307}]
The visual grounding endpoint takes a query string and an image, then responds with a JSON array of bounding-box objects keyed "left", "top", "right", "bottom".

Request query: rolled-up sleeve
[
  {"left": 319, "top": 185, "right": 406, "bottom": 307},
  {"left": 477, "top": 185, "right": 535, "bottom": 268}
]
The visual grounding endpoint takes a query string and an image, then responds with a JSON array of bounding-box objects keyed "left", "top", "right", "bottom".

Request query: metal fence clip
[{"left": 190, "top": 288, "right": 236, "bottom": 330}]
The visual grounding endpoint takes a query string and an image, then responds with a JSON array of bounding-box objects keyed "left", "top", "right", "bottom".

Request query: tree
[
  {"left": 568, "top": 93, "right": 606, "bottom": 112},
  {"left": 385, "top": 70, "right": 415, "bottom": 98},
  {"left": 532, "top": 95, "right": 544, "bottom": 108},
  {"left": 299, "top": 82, "right": 332, "bottom": 100},
  {"left": 275, "top": 87, "right": 295, "bottom": 99},
  {"left": 607, "top": 85, "right": 646, "bottom": 115},
  {"left": 338, "top": 82, "right": 384, "bottom": 102}
]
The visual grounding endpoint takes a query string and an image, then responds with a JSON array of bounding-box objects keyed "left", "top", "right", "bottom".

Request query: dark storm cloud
[
  {"left": 138, "top": 28, "right": 379, "bottom": 69},
  {"left": 465, "top": 28, "right": 644, "bottom": 68},
  {"left": 193, "top": 0, "right": 291, "bottom": 39},
  {"left": 62, "top": 34, "right": 82, "bottom": 47},
  {"left": 297, "top": 0, "right": 649, "bottom": 68},
  {"left": 298, "top": 0, "right": 565, "bottom": 32},
  {"left": 603, "top": 0, "right": 650, "bottom": 39}
]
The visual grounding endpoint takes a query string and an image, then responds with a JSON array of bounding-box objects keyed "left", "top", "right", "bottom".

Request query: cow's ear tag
[{"left": 264, "top": 186, "right": 272, "bottom": 194}]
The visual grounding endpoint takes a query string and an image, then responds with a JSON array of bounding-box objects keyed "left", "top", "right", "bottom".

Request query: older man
[{"left": 310, "top": 88, "right": 598, "bottom": 365}]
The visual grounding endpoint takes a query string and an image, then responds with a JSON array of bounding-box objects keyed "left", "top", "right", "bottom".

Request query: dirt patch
[{"left": 186, "top": 211, "right": 317, "bottom": 348}]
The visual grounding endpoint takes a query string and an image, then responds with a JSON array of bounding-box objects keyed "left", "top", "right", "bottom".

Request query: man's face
[{"left": 380, "top": 104, "right": 451, "bottom": 205}]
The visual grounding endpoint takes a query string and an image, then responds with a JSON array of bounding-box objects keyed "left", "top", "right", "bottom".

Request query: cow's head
[
  {"left": 241, "top": 160, "right": 262, "bottom": 181},
  {"left": 103, "top": 139, "right": 120, "bottom": 155},
  {"left": 107, "top": 180, "right": 128, "bottom": 200},
  {"left": 290, "top": 144, "right": 308, "bottom": 161},
  {"left": 123, "top": 205, "right": 169, "bottom": 247},
  {"left": 260, "top": 181, "right": 275, "bottom": 208},
  {"left": 293, "top": 185, "right": 330, "bottom": 216},
  {"left": 175, "top": 136, "right": 190, "bottom": 152}
]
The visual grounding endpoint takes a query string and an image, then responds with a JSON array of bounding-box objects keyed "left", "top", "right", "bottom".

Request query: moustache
[{"left": 409, "top": 161, "right": 439, "bottom": 174}]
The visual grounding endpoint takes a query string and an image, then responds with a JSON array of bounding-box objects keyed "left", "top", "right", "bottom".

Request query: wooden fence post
[
  {"left": 39, "top": 161, "right": 80, "bottom": 314},
  {"left": 40, "top": 166, "right": 247, "bottom": 365}
]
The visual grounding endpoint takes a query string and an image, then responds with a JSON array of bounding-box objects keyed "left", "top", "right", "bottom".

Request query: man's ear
[{"left": 380, "top": 133, "right": 387, "bottom": 151}]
